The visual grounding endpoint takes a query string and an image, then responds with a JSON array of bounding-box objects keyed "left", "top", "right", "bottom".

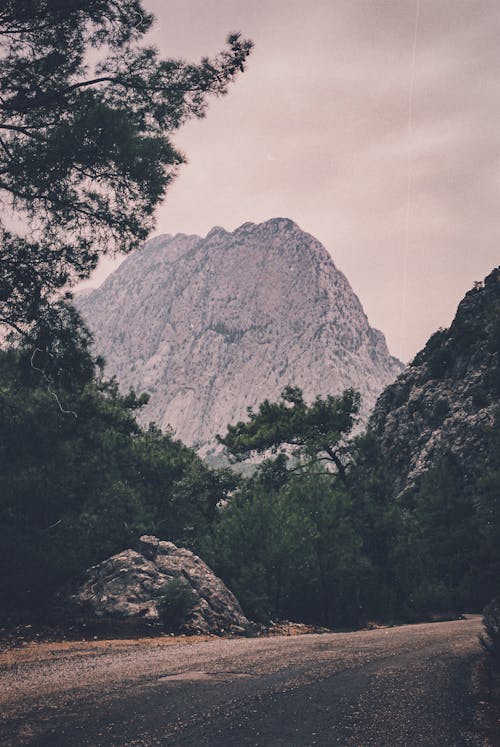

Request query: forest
[
  {"left": 0, "top": 1, "right": 499, "bottom": 634},
  {"left": 1, "top": 311, "right": 498, "bottom": 629}
]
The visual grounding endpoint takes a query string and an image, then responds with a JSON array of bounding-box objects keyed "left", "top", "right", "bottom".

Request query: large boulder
[{"left": 70, "top": 536, "right": 252, "bottom": 636}]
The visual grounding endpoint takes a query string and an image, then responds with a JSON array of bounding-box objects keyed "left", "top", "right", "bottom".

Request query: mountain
[
  {"left": 370, "top": 267, "right": 500, "bottom": 496},
  {"left": 78, "top": 218, "right": 402, "bottom": 451}
]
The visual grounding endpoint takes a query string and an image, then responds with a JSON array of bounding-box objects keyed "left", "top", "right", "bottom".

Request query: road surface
[{"left": 0, "top": 617, "right": 487, "bottom": 746}]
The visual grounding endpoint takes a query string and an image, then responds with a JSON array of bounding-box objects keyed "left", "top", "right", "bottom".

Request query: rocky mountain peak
[{"left": 78, "top": 219, "right": 402, "bottom": 452}]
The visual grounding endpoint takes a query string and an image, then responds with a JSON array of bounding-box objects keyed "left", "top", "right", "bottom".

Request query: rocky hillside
[
  {"left": 78, "top": 218, "right": 402, "bottom": 451},
  {"left": 370, "top": 267, "right": 500, "bottom": 496}
]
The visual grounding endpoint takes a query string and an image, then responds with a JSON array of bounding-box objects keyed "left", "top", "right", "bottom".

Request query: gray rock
[
  {"left": 370, "top": 267, "right": 500, "bottom": 496},
  {"left": 78, "top": 218, "right": 402, "bottom": 453},
  {"left": 70, "top": 535, "right": 252, "bottom": 635}
]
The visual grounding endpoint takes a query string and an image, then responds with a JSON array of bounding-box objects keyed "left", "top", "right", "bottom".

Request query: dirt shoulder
[
  {"left": 0, "top": 619, "right": 330, "bottom": 668},
  {"left": 0, "top": 633, "right": 213, "bottom": 668}
]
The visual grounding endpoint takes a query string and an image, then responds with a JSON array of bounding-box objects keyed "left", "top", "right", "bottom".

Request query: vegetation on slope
[
  {"left": 0, "top": 312, "right": 236, "bottom": 621},
  {"left": 1, "top": 279, "right": 499, "bottom": 628}
]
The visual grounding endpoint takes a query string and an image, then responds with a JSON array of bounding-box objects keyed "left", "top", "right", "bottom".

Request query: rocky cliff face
[
  {"left": 78, "top": 218, "right": 402, "bottom": 451},
  {"left": 370, "top": 267, "right": 500, "bottom": 496}
]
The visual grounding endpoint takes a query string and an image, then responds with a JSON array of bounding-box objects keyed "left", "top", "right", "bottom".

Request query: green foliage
[
  {"left": 207, "top": 404, "right": 500, "bottom": 628},
  {"left": 1, "top": 7, "right": 497, "bottom": 637},
  {"left": 279, "top": 472, "right": 370, "bottom": 628},
  {"left": 379, "top": 380, "right": 410, "bottom": 410},
  {"left": 204, "top": 459, "right": 379, "bottom": 628},
  {"left": 481, "top": 599, "right": 500, "bottom": 672},
  {"left": 487, "top": 309, "right": 500, "bottom": 355},
  {"left": 217, "top": 386, "right": 360, "bottom": 481},
  {"left": 426, "top": 346, "right": 452, "bottom": 379},
  {"left": 0, "top": 323, "right": 232, "bottom": 621},
  {"left": 346, "top": 433, "right": 405, "bottom": 620},
  {"left": 411, "top": 323, "right": 478, "bottom": 379},
  {"left": 411, "top": 328, "right": 448, "bottom": 367},
  {"left": 428, "top": 397, "right": 450, "bottom": 427},
  {"left": 2, "top": 295, "right": 498, "bottom": 631},
  {"left": 156, "top": 579, "right": 196, "bottom": 633},
  {"left": 449, "top": 314, "right": 484, "bottom": 352},
  {"left": 394, "top": 413, "right": 500, "bottom": 618},
  {"left": 208, "top": 389, "right": 366, "bottom": 626},
  {"left": 203, "top": 480, "right": 294, "bottom": 622},
  {"left": 474, "top": 409, "right": 500, "bottom": 601},
  {"left": 399, "top": 455, "right": 479, "bottom": 614},
  {"left": 487, "top": 364, "right": 500, "bottom": 398},
  {"left": 0, "top": 1, "right": 252, "bottom": 335}
]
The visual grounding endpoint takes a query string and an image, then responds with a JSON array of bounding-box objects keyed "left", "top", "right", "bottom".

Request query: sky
[{"left": 85, "top": 0, "right": 500, "bottom": 363}]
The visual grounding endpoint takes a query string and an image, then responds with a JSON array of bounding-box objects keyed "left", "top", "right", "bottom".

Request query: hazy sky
[{"left": 86, "top": 0, "right": 500, "bottom": 362}]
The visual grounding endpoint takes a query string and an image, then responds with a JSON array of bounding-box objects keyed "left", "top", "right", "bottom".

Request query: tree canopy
[
  {"left": 0, "top": 325, "right": 237, "bottom": 619},
  {"left": 217, "top": 386, "right": 361, "bottom": 480},
  {"left": 0, "top": 0, "right": 252, "bottom": 335}
]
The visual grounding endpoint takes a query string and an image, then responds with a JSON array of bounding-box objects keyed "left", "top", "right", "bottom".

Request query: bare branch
[{"left": 30, "top": 347, "right": 77, "bottom": 418}]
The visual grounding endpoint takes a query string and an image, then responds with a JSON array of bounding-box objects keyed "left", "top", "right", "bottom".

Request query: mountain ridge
[
  {"left": 370, "top": 266, "right": 500, "bottom": 496},
  {"left": 78, "top": 218, "right": 403, "bottom": 451}
]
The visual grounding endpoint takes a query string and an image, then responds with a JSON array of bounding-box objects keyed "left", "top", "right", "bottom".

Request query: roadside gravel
[{"left": 0, "top": 617, "right": 488, "bottom": 746}]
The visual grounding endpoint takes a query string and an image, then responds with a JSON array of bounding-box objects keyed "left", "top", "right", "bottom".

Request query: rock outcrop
[
  {"left": 370, "top": 267, "right": 500, "bottom": 496},
  {"left": 78, "top": 218, "right": 402, "bottom": 452},
  {"left": 70, "top": 535, "right": 252, "bottom": 635}
]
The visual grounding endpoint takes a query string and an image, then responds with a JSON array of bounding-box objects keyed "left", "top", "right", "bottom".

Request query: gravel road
[{"left": 0, "top": 617, "right": 487, "bottom": 746}]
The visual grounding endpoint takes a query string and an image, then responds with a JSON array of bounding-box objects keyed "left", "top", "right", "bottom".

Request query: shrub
[
  {"left": 412, "top": 328, "right": 447, "bottom": 367},
  {"left": 427, "top": 347, "right": 452, "bottom": 379},
  {"left": 428, "top": 398, "right": 450, "bottom": 427},
  {"left": 411, "top": 581, "right": 455, "bottom": 617},
  {"left": 487, "top": 313, "right": 500, "bottom": 355},
  {"left": 480, "top": 599, "right": 500, "bottom": 671},
  {"left": 156, "top": 579, "right": 197, "bottom": 632}
]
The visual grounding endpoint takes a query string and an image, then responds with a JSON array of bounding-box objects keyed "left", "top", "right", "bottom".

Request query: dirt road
[{"left": 0, "top": 617, "right": 487, "bottom": 746}]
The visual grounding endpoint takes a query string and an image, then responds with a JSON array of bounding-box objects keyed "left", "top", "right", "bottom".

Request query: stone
[
  {"left": 370, "top": 267, "right": 500, "bottom": 496},
  {"left": 77, "top": 218, "right": 402, "bottom": 453},
  {"left": 70, "top": 536, "right": 252, "bottom": 635}
]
